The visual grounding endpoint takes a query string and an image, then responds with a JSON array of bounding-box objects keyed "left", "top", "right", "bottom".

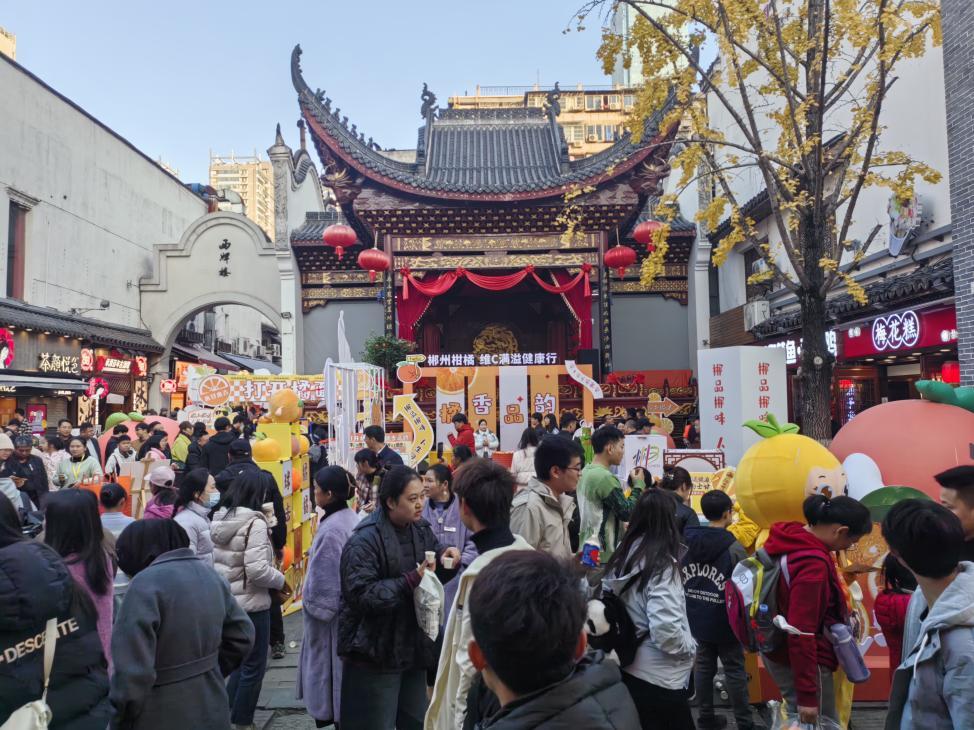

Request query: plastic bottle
[
  {"left": 755, "top": 603, "right": 776, "bottom": 653},
  {"left": 828, "top": 623, "right": 870, "bottom": 683}
]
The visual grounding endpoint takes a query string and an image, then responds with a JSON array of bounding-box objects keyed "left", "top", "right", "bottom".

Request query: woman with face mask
[
  {"left": 55, "top": 436, "right": 101, "bottom": 488},
  {"left": 173, "top": 467, "right": 220, "bottom": 566}
]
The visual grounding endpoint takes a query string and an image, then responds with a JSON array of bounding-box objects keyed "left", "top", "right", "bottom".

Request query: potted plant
[{"left": 361, "top": 334, "right": 416, "bottom": 382}]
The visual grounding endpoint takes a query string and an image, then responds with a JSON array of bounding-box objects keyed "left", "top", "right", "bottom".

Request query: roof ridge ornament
[
  {"left": 545, "top": 82, "right": 562, "bottom": 119},
  {"left": 420, "top": 82, "right": 438, "bottom": 119}
]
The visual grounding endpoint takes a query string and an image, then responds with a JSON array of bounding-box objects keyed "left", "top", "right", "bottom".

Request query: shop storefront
[
  {"left": 0, "top": 327, "right": 88, "bottom": 432},
  {"left": 834, "top": 302, "right": 958, "bottom": 424},
  {"left": 0, "top": 299, "right": 162, "bottom": 430}
]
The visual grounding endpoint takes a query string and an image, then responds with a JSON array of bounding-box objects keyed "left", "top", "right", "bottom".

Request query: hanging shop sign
[
  {"left": 97, "top": 354, "right": 132, "bottom": 374},
  {"left": 425, "top": 352, "right": 559, "bottom": 367},
  {"left": 841, "top": 305, "right": 956, "bottom": 359},
  {"left": 159, "top": 379, "right": 178, "bottom": 394},
  {"left": 86, "top": 377, "right": 109, "bottom": 399},
  {"left": 80, "top": 348, "right": 95, "bottom": 373},
  {"left": 197, "top": 375, "right": 232, "bottom": 407},
  {"left": 887, "top": 193, "right": 922, "bottom": 256},
  {"left": 133, "top": 356, "right": 148, "bottom": 378},
  {"left": 38, "top": 352, "right": 80, "bottom": 375},
  {"left": 0, "top": 329, "right": 14, "bottom": 370}
]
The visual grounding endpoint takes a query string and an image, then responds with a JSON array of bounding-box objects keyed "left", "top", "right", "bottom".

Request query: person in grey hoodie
[
  {"left": 602, "top": 488, "right": 696, "bottom": 730},
  {"left": 882, "top": 499, "right": 974, "bottom": 730}
]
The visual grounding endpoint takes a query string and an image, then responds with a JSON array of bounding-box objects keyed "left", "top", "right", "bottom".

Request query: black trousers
[
  {"left": 269, "top": 590, "right": 284, "bottom": 645},
  {"left": 621, "top": 671, "right": 695, "bottom": 730}
]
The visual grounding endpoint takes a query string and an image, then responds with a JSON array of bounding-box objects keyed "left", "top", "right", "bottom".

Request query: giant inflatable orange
[{"left": 830, "top": 382, "right": 974, "bottom": 499}]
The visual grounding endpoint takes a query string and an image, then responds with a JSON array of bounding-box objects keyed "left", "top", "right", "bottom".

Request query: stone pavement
[{"left": 255, "top": 610, "right": 889, "bottom": 729}]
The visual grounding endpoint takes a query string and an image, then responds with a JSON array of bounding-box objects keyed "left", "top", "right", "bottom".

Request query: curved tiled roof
[{"left": 291, "top": 45, "right": 677, "bottom": 201}]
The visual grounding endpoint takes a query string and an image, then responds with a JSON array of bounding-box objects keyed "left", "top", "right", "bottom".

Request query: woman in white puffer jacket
[{"left": 210, "top": 470, "right": 285, "bottom": 729}]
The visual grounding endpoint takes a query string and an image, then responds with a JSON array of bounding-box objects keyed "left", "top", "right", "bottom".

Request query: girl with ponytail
[{"left": 761, "top": 493, "right": 871, "bottom": 725}]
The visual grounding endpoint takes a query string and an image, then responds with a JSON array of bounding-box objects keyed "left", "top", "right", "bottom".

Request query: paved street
[{"left": 256, "top": 611, "right": 889, "bottom": 730}]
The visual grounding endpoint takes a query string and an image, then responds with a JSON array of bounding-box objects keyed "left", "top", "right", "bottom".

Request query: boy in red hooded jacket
[
  {"left": 448, "top": 413, "right": 475, "bottom": 451},
  {"left": 761, "top": 495, "right": 872, "bottom": 726}
]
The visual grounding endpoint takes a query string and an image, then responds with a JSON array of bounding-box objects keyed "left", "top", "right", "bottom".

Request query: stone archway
[{"left": 140, "top": 211, "right": 303, "bottom": 405}]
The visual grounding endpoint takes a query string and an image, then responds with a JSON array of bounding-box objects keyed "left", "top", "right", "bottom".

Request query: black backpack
[{"left": 585, "top": 576, "right": 647, "bottom": 667}]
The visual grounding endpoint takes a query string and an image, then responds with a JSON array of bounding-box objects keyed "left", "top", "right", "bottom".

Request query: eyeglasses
[{"left": 564, "top": 465, "right": 583, "bottom": 474}]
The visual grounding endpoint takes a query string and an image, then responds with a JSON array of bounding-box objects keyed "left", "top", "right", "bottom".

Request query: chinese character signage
[
  {"left": 498, "top": 366, "right": 529, "bottom": 451},
  {"left": 435, "top": 370, "right": 464, "bottom": 448},
  {"left": 38, "top": 352, "right": 80, "bottom": 375},
  {"left": 840, "top": 305, "right": 956, "bottom": 359},
  {"left": 767, "top": 331, "right": 836, "bottom": 366},
  {"left": 466, "top": 367, "right": 498, "bottom": 435},
  {"left": 698, "top": 347, "right": 787, "bottom": 465},
  {"left": 425, "top": 352, "right": 558, "bottom": 367}
]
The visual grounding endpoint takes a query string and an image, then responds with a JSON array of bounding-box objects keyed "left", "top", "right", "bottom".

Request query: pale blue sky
[{"left": 5, "top": 1, "right": 612, "bottom": 183}]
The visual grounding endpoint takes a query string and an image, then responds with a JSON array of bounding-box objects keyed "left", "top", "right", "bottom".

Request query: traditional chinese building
[{"left": 290, "top": 45, "right": 699, "bottom": 376}]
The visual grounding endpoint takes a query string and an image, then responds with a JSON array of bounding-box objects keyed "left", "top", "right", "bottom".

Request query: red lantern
[
  {"left": 942, "top": 361, "right": 961, "bottom": 385},
  {"left": 604, "top": 244, "right": 637, "bottom": 278},
  {"left": 633, "top": 220, "right": 662, "bottom": 245},
  {"left": 357, "top": 247, "right": 391, "bottom": 283},
  {"left": 322, "top": 224, "right": 357, "bottom": 260}
]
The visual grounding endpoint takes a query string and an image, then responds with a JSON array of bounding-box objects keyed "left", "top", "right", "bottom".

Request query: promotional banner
[
  {"left": 498, "top": 366, "right": 529, "bottom": 451},
  {"left": 435, "top": 370, "right": 464, "bottom": 450},
  {"left": 698, "top": 346, "right": 787, "bottom": 465},
  {"left": 466, "top": 366, "right": 498, "bottom": 434},
  {"left": 529, "top": 366, "right": 560, "bottom": 418}
]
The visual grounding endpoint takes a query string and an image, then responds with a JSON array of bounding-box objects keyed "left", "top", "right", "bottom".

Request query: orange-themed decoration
[
  {"left": 280, "top": 545, "right": 293, "bottom": 572},
  {"left": 735, "top": 413, "right": 847, "bottom": 529},
  {"left": 252, "top": 436, "right": 282, "bottom": 463},
  {"left": 322, "top": 223, "right": 356, "bottom": 260},
  {"left": 268, "top": 388, "right": 303, "bottom": 423}
]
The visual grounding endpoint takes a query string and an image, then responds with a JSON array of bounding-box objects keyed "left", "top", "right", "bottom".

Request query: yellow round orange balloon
[
  {"left": 280, "top": 545, "right": 293, "bottom": 572},
  {"left": 735, "top": 414, "right": 847, "bottom": 528}
]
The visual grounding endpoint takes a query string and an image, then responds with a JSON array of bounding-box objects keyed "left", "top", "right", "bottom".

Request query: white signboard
[
  {"left": 498, "top": 366, "right": 529, "bottom": 451},
  {"left": 698, "top": 346, "right": 788, "bottom": 465},
  {"left": 622, "top": 434, "right": 669, "bottom": 483}
]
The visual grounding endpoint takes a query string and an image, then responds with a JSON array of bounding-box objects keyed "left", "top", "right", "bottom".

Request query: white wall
[{"left": 0, "top": 56, "right": 206, "bottom": 327}]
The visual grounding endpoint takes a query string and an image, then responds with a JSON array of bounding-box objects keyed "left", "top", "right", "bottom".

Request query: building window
[
  {"left": 623, "top": 94, "right": 635, "bottom": 109},
  {"left": 562, "top": 123, "right": 584, "bottom": 143},
  {"left": 6, "top": 201, "right": 26, "bottom": 299}
]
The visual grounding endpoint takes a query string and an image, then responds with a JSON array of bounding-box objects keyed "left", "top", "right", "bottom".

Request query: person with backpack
[
  {"left": 599, "top": 488, "right": 696, "bottom": 729},
  {"left": 682, "top": 490, "right": 753, "bottom": 730},
  {"left": 761, "top": 494, "right": 872, "bottom": 726}
]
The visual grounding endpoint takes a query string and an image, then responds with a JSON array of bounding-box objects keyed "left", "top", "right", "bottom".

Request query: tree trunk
[{"left": 798, "top": 287, "right": 833, "bottom": 442}]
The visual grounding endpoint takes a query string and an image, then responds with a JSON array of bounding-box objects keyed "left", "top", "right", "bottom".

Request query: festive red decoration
[
  {"left": 357, "top": 247, "right": 391, "bottom": 283},
  {"left": 942, "top": 361, "right": 961, "bottom": 384},
  {"left": 633, "top": 220, "right": 662, "bottom": 247},
  {"left": 0, "top": 329, "right": 14, "bottom": 369},
  {"left": 396, "top": 267, "right": 593, "bottom": 350},
  {"left": 399, "top": 263, "right": 592, "bottom": 300},
  {"left": 322, "top": 224, "right": 357, "bottom": 260},
  {"left": 86, "top": 377, "right": 109, "bottom": 399},
  {"left": 604, "top": 245, "right": 637, "bottom": 278}
]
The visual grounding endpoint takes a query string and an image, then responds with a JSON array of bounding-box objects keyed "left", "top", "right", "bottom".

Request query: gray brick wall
[{"left": 943, "top": 0, "right": 974, "bottom": 385}]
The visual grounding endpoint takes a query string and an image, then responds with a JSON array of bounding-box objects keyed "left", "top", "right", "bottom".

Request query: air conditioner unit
[
  {"left": 744, "top": 300, "right": 771, "bottom": 331},
  {"left": 586, "top": 135, "right": 598, "bottom": 142},
  {"left": 751, "top": 258, "right": 770, "bottom": 276},
  {"left": 234, "top": 337, "right": 248, "bottom": 354}
]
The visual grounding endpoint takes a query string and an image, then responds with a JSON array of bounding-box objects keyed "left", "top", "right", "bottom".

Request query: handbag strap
[
  {"left": 40, "top": 617, "right": 58, "bottom": 702},
  {"left": 241, "top": 517, "right": 257, "bottom": 591}
]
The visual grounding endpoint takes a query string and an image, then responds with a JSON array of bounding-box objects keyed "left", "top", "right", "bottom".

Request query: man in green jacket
[
  {"left": 171, "top": 420, "right": 193, "bottom": 469},
  {"left": 577, "top": 425, "right": 642, "bottom": 562}
]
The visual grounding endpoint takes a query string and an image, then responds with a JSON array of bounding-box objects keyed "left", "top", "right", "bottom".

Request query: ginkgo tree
[{"left": 576, "top": 0, "right": 941, "bottom": 440}]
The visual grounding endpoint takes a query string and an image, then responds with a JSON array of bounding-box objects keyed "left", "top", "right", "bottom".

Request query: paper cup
[
  {"left": 442, "top": 557, "right": 455, "bottom": 569},
  {"left": 425, "top": 550, "right": 436, "bottom": 565}
]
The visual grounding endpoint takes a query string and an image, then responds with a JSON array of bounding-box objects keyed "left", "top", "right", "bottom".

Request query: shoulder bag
[{"left": 1, "top": 618, "right": 59, "bottom": 730}]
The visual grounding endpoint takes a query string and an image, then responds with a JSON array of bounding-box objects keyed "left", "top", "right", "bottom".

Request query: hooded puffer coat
[
  {"left": 0, "top": 540, "right": 112, "bottom": 729},
  {"left": 210, "top": 507, "right": 285, "bottom": 613}
]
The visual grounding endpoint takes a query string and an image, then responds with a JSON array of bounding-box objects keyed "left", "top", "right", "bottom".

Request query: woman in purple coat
[
  {"left": 297, "top": 466, "right": 360, "bottom": 728},
  {"left": 421, "top": 463, "right": 478, "bottom": 614}
]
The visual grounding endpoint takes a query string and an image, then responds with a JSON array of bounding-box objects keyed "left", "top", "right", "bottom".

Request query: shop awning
[
  {"left": 221, "top": 353, "right": 282, "bottom": 374},
  {"left": 171, "top": 344, "right": 240, "bottom": 372},
  {"left": 0, "top": 374, "right": 88, "bottom": 391}
]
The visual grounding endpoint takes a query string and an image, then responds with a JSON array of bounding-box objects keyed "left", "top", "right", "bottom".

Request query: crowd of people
[{"left": 1, "top": 409, "right": 973, "bottom": 729}]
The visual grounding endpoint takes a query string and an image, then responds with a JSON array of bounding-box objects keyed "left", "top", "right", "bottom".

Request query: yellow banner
[
  {"left": 466, "top": 367, "right": 498, "bottom": 434},
  {"left": 529, "top": 366, "right": 561, "bottom": 418}
]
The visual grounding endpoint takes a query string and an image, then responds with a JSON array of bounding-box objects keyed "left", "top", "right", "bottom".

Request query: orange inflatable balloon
[
  {"left": 831, "top": 399, "right": 974, "bottom": 499},
  {"left": 280, "top": 545, "right": 293, "bottom": 572},
  {"left": 292, "top": 467, "right": 303, "bottom": 490}
]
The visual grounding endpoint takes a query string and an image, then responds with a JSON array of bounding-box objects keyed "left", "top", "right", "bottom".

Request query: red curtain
[
  {"left": 396, "top": 266, "right": 593, "bottom": 348},
  {"left": 551, "top": 270, "right": 593, "bottom": 350}
]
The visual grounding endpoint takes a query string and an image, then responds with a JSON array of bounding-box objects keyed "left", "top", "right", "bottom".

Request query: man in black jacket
[
  {"left": 202, "top": 417, "right": 236, "bottom": 476},
  {"left": 8, "top": 435, "right": 49, "bottom": 510},
  {"left": 466, "top": 550, "right": 638, "bottom": 729},
  {"left": 681, "top": 490, "right": 753, "bottom": 730}
]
